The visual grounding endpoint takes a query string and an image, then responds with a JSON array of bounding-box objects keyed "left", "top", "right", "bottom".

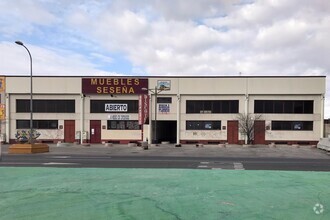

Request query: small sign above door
[{"left": 108, "top": 115, "right": 130, "bottom": 120}]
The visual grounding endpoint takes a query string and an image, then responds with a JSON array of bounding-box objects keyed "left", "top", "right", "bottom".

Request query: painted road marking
[
  {"left": 43, "top": 162, "right": 79, "bottom": 166},
  {"left": 233, "top": 162, "right": 245, "bottom": 170},
  {"left": 0, "top": 162, "right": 40, "bottom": 165},
  {"left": 197, "top": 165, "right": 209, "bottom": 168},
  {"left": 49, "top": 156, "right": 71, "bottom": 159},
  {"left": 198, "top": 162, "right": 245, "bottom": 170}
]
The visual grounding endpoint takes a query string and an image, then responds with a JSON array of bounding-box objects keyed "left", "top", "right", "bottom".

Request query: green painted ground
[{"left": 0, "top": 167, "right": 329, "bottom": 220}]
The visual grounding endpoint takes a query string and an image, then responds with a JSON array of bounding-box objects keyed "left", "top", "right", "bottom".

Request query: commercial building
[{"left": 0, "top": 76, "right": 326, "bottom": 145}]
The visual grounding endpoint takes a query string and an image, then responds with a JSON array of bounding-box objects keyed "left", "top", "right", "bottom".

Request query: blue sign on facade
[{"left": 158, "top": 104, "right": 170, "bottom": 113}]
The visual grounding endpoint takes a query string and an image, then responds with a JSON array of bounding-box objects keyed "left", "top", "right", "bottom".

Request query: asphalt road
[{"left": 1, "top": 154, "right": 330, "bottom": 171}]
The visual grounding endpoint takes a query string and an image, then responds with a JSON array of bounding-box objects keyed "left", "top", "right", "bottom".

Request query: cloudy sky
[{"left": 0, "top": 0, "right": 329, "bottom": 117}]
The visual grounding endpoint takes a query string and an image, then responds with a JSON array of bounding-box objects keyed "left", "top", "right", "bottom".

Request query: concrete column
[
  {"left": 176, "top": 94, "right": 181, "bottom": 145},
  {"left": 5, "top": 94, "right": 9, "bottom": 143},
  {"left": 244, "top": 77, "right": 249, "bottom": 144},
  {"left": 80, "top": 94, "right": 84, "bottom": 144},
  {"left": 321, "top": 94, "right": 325, "bottom": 138},
  {"left": 244, "top": 94, "right": 249, "bottom": 144},
  {"left": 148, "top": 94, "right": 152, "bottom": 144}
]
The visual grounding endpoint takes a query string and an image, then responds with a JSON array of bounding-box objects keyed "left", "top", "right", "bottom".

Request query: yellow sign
[
  {"left": 0, "top": 104, "right": 5, "bottom": 120},
  {"left": 0, "top": 77, "right": 5, "bottom": 93}
]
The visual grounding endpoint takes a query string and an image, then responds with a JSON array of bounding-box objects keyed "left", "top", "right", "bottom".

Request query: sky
[{"left": 0, "top": 0, "right": 329, "bottom": 118}]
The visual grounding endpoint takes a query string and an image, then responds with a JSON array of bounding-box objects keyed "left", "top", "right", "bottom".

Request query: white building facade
[{"left": 1, "top": 76, "right": 326, "bottom": 145}]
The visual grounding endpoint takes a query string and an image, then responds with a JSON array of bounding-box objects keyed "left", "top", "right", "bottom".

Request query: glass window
[
  {"left": 186, "top": 101, "right": 195, "bottom": 113},
  {"left": 293, "top": 101, "right": 304, "bottom": 113},
  {"left": 230, "top": 100, "right": 239, "bottom": 113},
  {"left": 254, "top": 100, "right": 313, "bottom": 114},
  {"left": 16, "top": 120, "right": 30, "bottom": 129},
  {"left": 203, "top": 101, "right": 212, "bottom": 111},
  {"left": 186, "top": 121, "right": 221, "bottom": 130},
  {"left": 222, "top": 101, "right": 229, "bottom": 113},
  {"left": 264, "top": 100, "right": 273, "bottom": 113},
  {"left": 284, "top": 101, "right": 293, "bottom": 113},
  {"left": 254, "top": 100, "right": 263, "bottom": 113},
  {"left": 212, "top": 101, "right": 221, "bottom": 113},
  {"left": 16, "top": 120, "right": 58, "bottom": 129},
  {"left": 303, "top": 101, "right": 313, "bottom": 113},
  {"left": 274, "top": 101, "right": 283, "bottom": 113},
  {"left": 186, "top": 100, "right": 238, "bottom": 114},
  {"left": 16, "top": 100, "right": 75, "bottom": 113},
  {"left": 271, "top": 121, "right": 313, "bottom": 131}
]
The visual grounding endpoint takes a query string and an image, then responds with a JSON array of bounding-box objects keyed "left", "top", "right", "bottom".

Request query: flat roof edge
[{"left": 1, "top": 75, "right": 327, "bottom": 78}]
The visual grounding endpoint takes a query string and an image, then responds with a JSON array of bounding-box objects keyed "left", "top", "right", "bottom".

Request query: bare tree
[{"left": 236, "top": 113, "right": 262, "bottom": 144}]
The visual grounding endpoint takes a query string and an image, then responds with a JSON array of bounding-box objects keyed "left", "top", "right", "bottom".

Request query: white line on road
[
  {"left": 200, "top": 161, "right": 210, "bottom": 164},
  {"left": 43, "top": 162, "right": 79, "bottom": 166},
  {"left": 197, "top": 165, "right": 209, "bottom": 169},
  {"left": 48, "top": 156, "right": 71, "bottom": 159},
  {"left": 233, "top": 162, "right": 245, "bottom": 170},
  {"left": 0, "top": 162, "right": 40, "bottom": 165}
]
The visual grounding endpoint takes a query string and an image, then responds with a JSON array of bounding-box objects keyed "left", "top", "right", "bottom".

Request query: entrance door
[
  {"left": 227, "top": 121, "right": 239, "bottom": 144},
  {"left": 64, "top": 120, "right": 75, "bottom": 143},
  {"left": 90, "top": 120, "right": 101, "bottom": 143},
  {"left": 254, "top": 120, "right": 265, "bottom": 144},
  {"left": 157, "top": 121, "right": 177, "bottom": 143}
]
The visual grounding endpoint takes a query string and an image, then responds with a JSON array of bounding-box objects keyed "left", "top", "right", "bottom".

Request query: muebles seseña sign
[{"left": 82, "top": 78, "right": 148, "bottom": 94}]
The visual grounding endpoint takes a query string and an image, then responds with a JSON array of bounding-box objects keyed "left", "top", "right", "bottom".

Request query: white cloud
[
  {"left": 0, "top": 0, "right": 57, "bottom": 37},
  {"left": 90, "top": 53, "right": 113, "bottom": 64},
  {"left": 0, "top": 41, "right": 120, "bottom": 76}
]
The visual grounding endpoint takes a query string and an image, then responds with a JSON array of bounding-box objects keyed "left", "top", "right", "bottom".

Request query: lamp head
[{"left": 15, "top": 41, "right": 24, "bottom": 46}]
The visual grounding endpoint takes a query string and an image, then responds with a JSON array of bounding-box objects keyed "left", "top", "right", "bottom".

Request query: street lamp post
[
  {"left": 142, "top": 86, "right": 162, "bottom": 144},
  {"left": 15, "top": 41, "right": 33, "bottom": 144}
]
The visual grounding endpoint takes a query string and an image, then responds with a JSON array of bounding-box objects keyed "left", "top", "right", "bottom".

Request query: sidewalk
[{"left": 2, "top": 143, "right": 329, "bottom": 159}]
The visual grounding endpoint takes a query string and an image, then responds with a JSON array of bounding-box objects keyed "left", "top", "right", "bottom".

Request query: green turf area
[{"left": 0, "top": 167, "right": 329, "bottom": 219}]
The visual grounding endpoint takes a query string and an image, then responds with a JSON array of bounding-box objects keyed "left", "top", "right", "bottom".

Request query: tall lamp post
[
  {"left": 9, "top": 41, "right": 49, "bottom": 153},
  {"left": 15, "top": 41, "right": 33, "bottom": 144},
  {"left": 142, "top": 86, "right": 163, "bottom": 144}
]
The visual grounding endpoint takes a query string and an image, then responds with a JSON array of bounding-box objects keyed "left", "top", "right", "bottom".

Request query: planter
[{"left": 9, "top": 143, "right": 49, "bottom": 154}]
